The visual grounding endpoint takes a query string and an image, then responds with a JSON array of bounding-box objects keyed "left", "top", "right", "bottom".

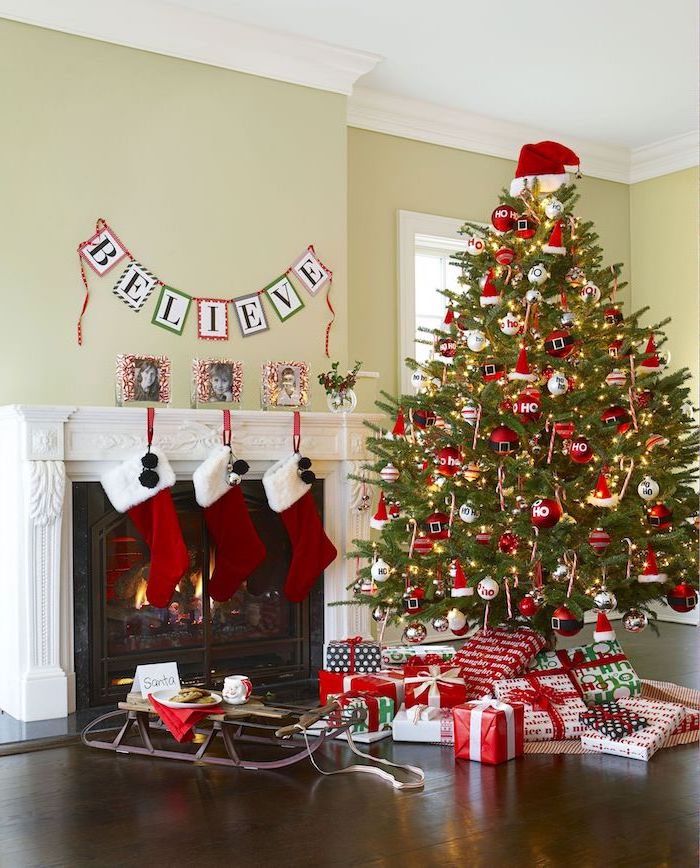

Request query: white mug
[{"left": 223, "top": 675, "right": 252, "bottom": 705}]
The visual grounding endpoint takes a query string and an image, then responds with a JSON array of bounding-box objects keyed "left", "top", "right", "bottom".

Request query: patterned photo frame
[
  {"left": 191, "top": 358, "right": 243, "bottom": 407},
  {"left": 116, "top": 354, "right": 171, "bottom": 406},
  {"left": 261, "top": 361, "right": 310, "bottom": 410}
]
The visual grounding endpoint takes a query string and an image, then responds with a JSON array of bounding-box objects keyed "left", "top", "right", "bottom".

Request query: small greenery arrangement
[{"left": 317, "top": 360, "right": 362, "bottom": 394}]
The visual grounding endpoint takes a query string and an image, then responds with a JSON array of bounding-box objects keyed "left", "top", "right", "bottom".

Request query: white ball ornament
[
  {"left": 466, "top": 330, "right": 488, "bottom": 353},
  {"left": 527, "top": 263, "right": 550, "bottom": 286},
  {"left": 637, "top": 476, "right": 660, "bottom": 502},
  {"left": 458, "top": 503, "right": 478, "bottom": 523},
  {"left": 447, "top": 608, "right": 468, "bottom": 633},
  {"left": 543, "top": 197, "right": 564, "bottom": 219},
  {"left": 411, "top": 370, "right": 429, "bottom": 392},
  {"left": 465, "top": 235, "right": 486, "bottom": 256},
  {"left": 371, "top": 558, "right": 391, "bottom": 583},
  {"left": 499, "top": 313, "right": 522, "bottom": 336},
  {"left": 525, "top": 288, "right": 542, "bottom": 305},
  {"left": 579, "top": 281, "right": 601, "bottom": 303},
  {"left": 547, "top": 372, "right": 569, "bottom": 396},
  {"left": 476, "top": 576, "right": 500, "bottom": 600}
]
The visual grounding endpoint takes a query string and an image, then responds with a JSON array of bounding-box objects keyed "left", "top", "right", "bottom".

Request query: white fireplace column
[{"left": 0, "top": 405, "right": 378, "bottom": 722}]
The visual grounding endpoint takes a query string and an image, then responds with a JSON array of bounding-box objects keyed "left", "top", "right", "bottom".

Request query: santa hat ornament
[
  {"left": 101, "top": 409, "right": 189, "bottom": 608},
  {"left": 479, "top": 270, "right": 502, "bottom": 308},
  {"left": 508, "top": 346, "right": 537, "bottom": 382},
  {"left": 192, "top": 420, "right": 266, "bottom": 602},
  {"left": 637, "top": 334, "right": 666, "bottom": 377},
  {"left": 390, "top": 409, "right": 406, "bottom": 439},
  {"left": 450, "top": 560, "right": 472, "bottom": 597},
  {"left": 542, "top": 220, "right": 567, "bottom": 255},
  {"left": 510, "top": 141, "right": 581, "bottom": 197},
  {"left": 637, "top": 544, "right": 667, "bottom": 584},
  {"left": 443, "top": 306, "right": 454, "bottom": 325},
  {"left": 370, "top": 491, "right": 389, "bottom": 530},
  {"left": 587, "top": 472, "right": 619, "bottom": 508},
  {"left": 593, "top": 612, "right": 616, "bottom": 642}
]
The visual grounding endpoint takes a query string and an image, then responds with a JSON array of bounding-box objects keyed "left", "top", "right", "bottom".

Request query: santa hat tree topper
[{"left": 510, "top": 141, "right": 581, "bottom": 196}]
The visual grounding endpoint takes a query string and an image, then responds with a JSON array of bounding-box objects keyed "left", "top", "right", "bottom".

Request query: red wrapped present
[
  {"left": 453, "top": 626, "right": 546, "bottom": 700},
  {"left": 453, "top": 698, "right": 525, "bottom": 765},
  {"left": 403, "top": 658, "right": 457, "bottom": 678},
  {"left": 404, "top": 665, "right": 468, "bottom": 709},
  {"left": 326, "top": 690, "right": 395, "bottom": 733},
  {"left": 319, "top": 669, "right": 404, "bottom": 706}
]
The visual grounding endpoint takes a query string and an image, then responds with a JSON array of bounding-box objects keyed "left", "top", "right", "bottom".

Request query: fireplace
[
  {"left": 0, "top": 406, "right": 376, "bottom": 721},
  {"left": 72, "top": 480, "right": 325, "bottom": 708}
]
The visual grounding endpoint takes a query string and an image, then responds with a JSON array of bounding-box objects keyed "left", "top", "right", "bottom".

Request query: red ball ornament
[
  {"left": 518, "top": 593, "right": 542, "bottom": 618},
  {"left": 436, "top": 446, "right": 462, "bottom": 477},
  {"left": 531, "top": 497, "right": 562, "bottom": 529},
  {"left": 498, "top": 531, "right": 520, "bottom": 555},
  {"left": 491, "top": 205, "right": 517, "bottom": 233},
  {"left": 403, "top": 586, "right": 426, "bottom": 614},
  {"left": 425, "top": 511, "right": 450, "bottom": 540},
  {"left": 551, "top": 605, "right": 584, "bottom": 637},
  {"left": 608, "top": 338, "right": 632, "bottom": 359},
  {"left": 647, "top": 503, "right": 673, "bottom": 532},
  {"left": 499, "top": 399, "right": 513, "bottom": 414},
  {"left": 513, "top": 389, "right": 542, "bottom": 422},
  {"left": 413, "top": 409, "right": 436, "bottom": 429},
  {"left": 635, "top": 388, "right": 654, "bottom": 408},
  {"left": 495, "top": 247, "right": 515, "bottom": 265},
  {"left": 437, "top": 337, "right": 457, "bottom": 358},
  {"left": 540, "top": 364, "right": 555, "bottom": 384},
  {"left": 666, "top": 583, "right": 698, "bottom": 613},
  {"left": 544, "top": 329, "right": 576, "bottom": 359},
  {"left": 475, "top": 530, "right": 492, "bottom": 546},
  {"left": 554, "top": 421, "right": 576, "bottom": 439},
  {"left": 604, "top": 307, "right": 624, "bottom": 325},
  {"left": 588, "top": 527, "right": 611, "bottom": 555},
  {"left": 515, "top": 215, "right": 536, "bottom": 239},
  {"left": 601, "top": 405, "right": 631, "bottom": 433},
  {"left": 489, "top": 425, "right": 520, "bottom": 454},
  {"left": 480, "top": 358, "right": 506, "bottom": 382},
  {"left": 569, "top": 436, "right": 594, "bottom": 464},
  {"left": 413, "top": 536, "right": 434, "bottom": 555}
]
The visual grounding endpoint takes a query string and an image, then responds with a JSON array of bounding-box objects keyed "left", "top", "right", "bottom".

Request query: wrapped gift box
[
  {"left": 580, "top": 698, "right": 685, "bottom": 761},
  {"left": 392, "top": 704, "right": 454, "bottom": 745},
  {"left": 639, "top": 679, "right": 700, "bottom": 734},
  {"left": 672, "top": 708, "right": 700, "bottom": 735},
  {"left": 327, "top": 691, "right": 395, "bottom": 734},
  {"left": 325, "top": 637, "right": 381, "bottom": 673},
  {"left": 453, "top": 626, "right": 546, "bottom": 700},
  {"left": 528, "top": 638, "right": 640, "bottom": 704},
  {"left": 381, "top": 645, "right": 456, "bottom": 668},
  {"left": 319, "top": 669, "right": 404, "bottom": 706},
  {"left": 579, "top": 701, "right": 649, "bottom": 740},
  {"left": 494, "top": 672, "right": 588, "bottom": 742},
  {"left": 404, "top": 666, "right": 468, "bottom": 709},
  {"left": 453, "top": 699, "right": 524, "bottom": 765},
  {"left": 402, "top": 655, "right": 458, "bottom": 676}
]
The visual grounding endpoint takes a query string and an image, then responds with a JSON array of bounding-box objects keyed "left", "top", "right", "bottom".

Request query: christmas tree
[{"left": 351, "top": 141, "right": 699, "bottom": 643}]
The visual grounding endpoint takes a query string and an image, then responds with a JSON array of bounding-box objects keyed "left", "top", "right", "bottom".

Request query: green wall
[{"left": 0, "top": 20, "right": 348, "bottom": 409}]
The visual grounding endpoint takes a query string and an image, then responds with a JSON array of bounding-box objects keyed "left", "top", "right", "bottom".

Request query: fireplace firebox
[{"left": 72, "top": 479, "right": 324, "bottom": 708}]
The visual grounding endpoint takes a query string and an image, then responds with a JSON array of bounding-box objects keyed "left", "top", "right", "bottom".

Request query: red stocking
[
  {"left": 263, "top": 453, "right": 337, "bottom": 602},
  {"left": 102, "top": 449, "right": 188, "bottom": 608},
  {"left": 193, "top": 445, "right": 266, "bottom": 601}
]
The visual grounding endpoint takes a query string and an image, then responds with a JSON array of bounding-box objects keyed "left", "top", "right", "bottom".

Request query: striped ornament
[
  {"left": 605, "top": 368, "right": 627, "bottom": 388},
  {"left": 646, "top": 433, "right": 669, "bottom": 451},
  {"left": 588, "top": 527, "right": 611, "bottom": 554},
  {"left": 413, "top": 536, "right": 434, "bottom": 556},
  {"left": 380, "top": 463, "right": 400, "bottom": 484}
]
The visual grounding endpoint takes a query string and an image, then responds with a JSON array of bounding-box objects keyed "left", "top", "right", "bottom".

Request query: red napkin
[{"left": 148, "top": 695, "right": 223, "bottom": 743}]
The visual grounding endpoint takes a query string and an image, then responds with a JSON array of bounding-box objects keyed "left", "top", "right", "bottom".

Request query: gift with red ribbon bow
[
  {"left": 494, "top": 672, "right": 588, "bottom": 741},
  {"left": 319, "top": 669, "right": 404, "bottom": 706},
  {"left": 325, "top": 636, "right": 382, "bottom": 674},
  {"left": 405, "top": 665, "right": 468, "bottom": 709}
]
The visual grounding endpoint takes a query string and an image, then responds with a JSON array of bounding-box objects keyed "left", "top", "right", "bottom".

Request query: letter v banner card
[{"left": 264, "top": 274, "right": 304, "bottom": 322}]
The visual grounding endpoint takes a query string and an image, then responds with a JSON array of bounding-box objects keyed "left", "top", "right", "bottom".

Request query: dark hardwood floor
[{"left": 0, "top": 623, "right": 697, "bottom": 868}]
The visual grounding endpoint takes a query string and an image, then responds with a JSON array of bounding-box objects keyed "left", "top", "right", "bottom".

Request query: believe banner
[{"left": 77, "top": 218, "right": 335, "bottom": 354}]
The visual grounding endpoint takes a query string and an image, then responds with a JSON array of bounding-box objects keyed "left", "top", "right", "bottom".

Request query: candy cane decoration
[
  {"left": 563, "top": 550, "right": 578, "bottom": 598},
  {"left": 619, "top": 458, "right": 635, "bottom": 500},
  {"left": 627, "top": 386, "right": 639, "bottom": 431},
  {"left": 629, "top": 355, "right": 637, "bottom": 387},
  {"left": 546, "top": 419, "right": 557, "bottom": 464},
  {"left": 378, "top": 608, "right": 390, "bottom": 648},
  {"left": 472, "top": 403, "right": 482, "bottom": 450},
  {"left": 504, "top": 578, "right": 513, "bottom": 619},
  {"left": 496, "top": 464, "right": 506, "bottom": 511},
  {"left": 555, "top": 484, "right": 567, "bottom": 515},
  {"left": 407, "top": 518, "right": 418, "bottom": 558},
  {"left": 502, "top": 265, "right": 513, "bottom": 285},
  {"left": 621, "top": 538, "right": 634, "bottom": 582},
  {"left": 446, "top": 493, "right": 456, "bottom": 537},
  {"left": 530, "top": 526, "right": 540, "bottom": 564},
  {"left": 483, "top": 602, "right": 491, "bottom": 631}
]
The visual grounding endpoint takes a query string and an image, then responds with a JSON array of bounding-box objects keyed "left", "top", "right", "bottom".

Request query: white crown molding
[
  {"left": 0, "top": 0, "right": 381, "bottom": 95},
  {"left": 349, "top": 87, "right": 700, "bottom": 185},
  {"left": 629, "top": 131, "right": 700, "bottom": 183}
]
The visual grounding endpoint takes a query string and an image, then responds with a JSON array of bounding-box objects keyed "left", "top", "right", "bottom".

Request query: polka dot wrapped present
[
  {"left": 527, "top": 638, "right": 641, "bottom": 704},
  {"left": 579, "top": 700, "right": 649, "bottom": 740},
  {"left": 325, "top": 636, "right": 382, "bottom": 674}
]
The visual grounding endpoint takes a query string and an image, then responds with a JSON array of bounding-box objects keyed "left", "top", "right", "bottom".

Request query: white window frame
[{"left": 397, "top": 210, "right": 469, "bottom": 392}]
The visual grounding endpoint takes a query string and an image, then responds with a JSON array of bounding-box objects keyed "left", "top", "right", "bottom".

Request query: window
[{"left": 397, "top": 211, "right": 470, "bottom": 391}]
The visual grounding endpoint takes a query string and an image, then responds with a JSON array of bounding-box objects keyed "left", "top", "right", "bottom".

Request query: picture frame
[
  {"left": 191, "top": 358, "right": 243, "bottom": 407},
  {"left": 116, "top": 354, "right": 171, "bottom": 406},
  {"left": 261, "top": 361, "right": 310, "bottom": 410}
]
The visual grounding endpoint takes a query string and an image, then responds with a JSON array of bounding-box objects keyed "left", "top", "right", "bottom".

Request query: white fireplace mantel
[{"left": 0, "top": 405, "right": 382, "bottom": 722}]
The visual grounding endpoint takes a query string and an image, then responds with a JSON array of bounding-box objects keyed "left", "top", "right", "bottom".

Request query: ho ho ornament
[
  {"left": 513, "top": 389, "right": 542, "bottom": 422},
  {"left": 638, "top": 475, "right": 660, "bottom": 501},
  {"left": 465, "top": 235, "right": 486, "bottom": 256},
  {"left": 569, "top": 436, "right": 594, "bottom": 464},
  {"left": 531, "top": 497, "right": 562, "bottom": 529},
  {"left": 527, "top": 263, "right": 550, "bottom": 286},
  {"left": 499, "top": 312, "right": 522, "bottom": 336},
  {"left": 543, "top": 197, "right": 564, "bottom": 219},
  {"left": 547, "top": 371, "right": 569, "bottom": 396},
  {"left": 411, "top": 370, "right": 429, "bottom": 392},
  {"left": 491, "top": 204, "right": 517, "bottom": 233},
  {"left": 466, "top": 330, "right": 488, "bottom": 353},
  {"left": 436, "top": 446, "right": 462, "bottom": 477},
  {"left": 477, "top": 577, "right": 500, "bottom": 600},
  {"left": 579, "top": 281, "right": 601, "bottom": 303},
  {"left": 370, "top": 558, "right": 391, "bottom": 583},
  {"left": 459, "top": 502, "right": 478, "bottom": 523}
]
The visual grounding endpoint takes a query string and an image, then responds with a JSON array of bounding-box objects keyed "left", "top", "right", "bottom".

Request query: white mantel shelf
[{"left": 0, "top": 405, "right": 382, "bottom": 722}]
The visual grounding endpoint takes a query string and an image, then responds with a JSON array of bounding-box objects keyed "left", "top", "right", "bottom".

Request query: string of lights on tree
[{"left": 347, "top": 144, "right": 698, "bottom": 644}]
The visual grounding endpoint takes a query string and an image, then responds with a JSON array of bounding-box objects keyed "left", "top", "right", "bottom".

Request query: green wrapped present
[
  {"left": 327, "top": 691, "right": 395, "bottom": 733},
  {"left": 528, "top": 638, "right": 641, "bottom": 704}
]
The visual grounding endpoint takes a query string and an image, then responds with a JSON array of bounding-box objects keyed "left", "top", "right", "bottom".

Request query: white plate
[{"left": 149, "top": 689, "right": 223, "bottom": 709}]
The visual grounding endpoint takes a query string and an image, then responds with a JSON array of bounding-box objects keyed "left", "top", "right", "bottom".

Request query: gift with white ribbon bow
[
  {"left": 453, "top": 696, "right": 525, "bottom": 764},
  {"left": 404, "top": 665, "right": 468, "bottom": 709}
]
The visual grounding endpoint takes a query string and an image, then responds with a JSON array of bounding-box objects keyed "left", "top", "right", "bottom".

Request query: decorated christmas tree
[{"left": 351, "top": 141, "right": 699, "bottom": 644}]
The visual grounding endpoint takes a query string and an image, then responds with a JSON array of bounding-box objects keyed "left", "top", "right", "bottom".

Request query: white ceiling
[{"left": 171, "top": 0, "right": 699, "bottom": 149}]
